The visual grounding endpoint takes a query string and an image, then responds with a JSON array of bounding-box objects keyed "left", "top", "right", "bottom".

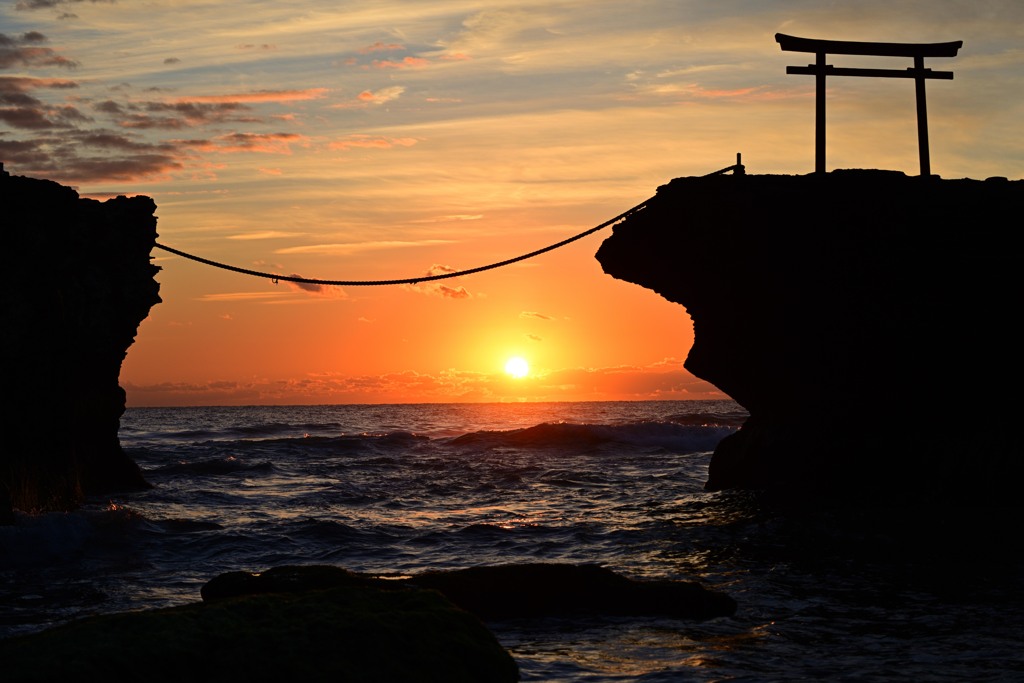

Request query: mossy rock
[{"left": 0, "top": 582, "right": 519, "bottom": 683}]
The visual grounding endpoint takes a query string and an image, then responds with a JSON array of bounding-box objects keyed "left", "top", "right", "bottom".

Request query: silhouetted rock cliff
[
  {"left": 597, "top": 170, "right": 1020, "bottom": 504},
  {"left": 0, "top": 167, "right": 160, "bottom": 518}
]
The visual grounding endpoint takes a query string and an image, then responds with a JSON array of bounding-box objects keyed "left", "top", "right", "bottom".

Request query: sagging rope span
[
  {"left": 153, "top": 156, "right": 744, "bottom": 287},
  {"left": 154, "top": 198, "right": 648, "bottom": 287}
]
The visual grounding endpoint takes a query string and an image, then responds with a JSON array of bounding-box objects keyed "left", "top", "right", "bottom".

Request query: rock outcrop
[
  {"left": 0, "top": 568, "right": 520, "bottom": 683},
  {"left": 2, "top": 563, "right": 734, "bottom": 681},
  {"left": 597, "top": 170, "right": 1020, "bottom": 503},
  {"left": 202, "top": 563, "right": 737, "bottom": 621},
  {"left": 0, "top": 167, "right": 160, "bottom": 518},
  {"left": 408, "top": 563, "right": 736, "bottom": 620}
]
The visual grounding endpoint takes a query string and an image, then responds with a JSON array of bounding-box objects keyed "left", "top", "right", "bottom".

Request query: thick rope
[
  {"left": 154, "top": 199, "right": 648, "bottom": 287},
  {"left": 153, "top": 159, "right": 744, "bottom": 287}
]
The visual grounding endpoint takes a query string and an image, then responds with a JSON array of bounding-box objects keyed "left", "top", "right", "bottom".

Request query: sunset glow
[
  {"left": 2, "top": 1, "right": 1020, "bottom": 406},
  {"left": 505, "top": 357, "right": 529, "bottom": 379}
]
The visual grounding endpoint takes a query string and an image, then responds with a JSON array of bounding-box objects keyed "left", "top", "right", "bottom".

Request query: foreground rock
[
  {"left": 0, "top": 571, "right": 519, "bottom": 683},
  {"left": 407, "top": 563, "right": 736, "bottom": 620},
  {"left": 202, "top": 562, "right": 737, "bottom": 620},
  {"left": 1, "top": 168, "right": 160, "bottom": 518},
  {"left": 597, "top": 170, "right": 1021, "bottom": 504},
  {"left": 2, "top": 563, "right": 733, "bottom": 682}
]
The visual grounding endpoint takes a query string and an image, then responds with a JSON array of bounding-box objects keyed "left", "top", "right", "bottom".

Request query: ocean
[{"left": 2, "top": 400, "right": 1022, "bottom": 681}]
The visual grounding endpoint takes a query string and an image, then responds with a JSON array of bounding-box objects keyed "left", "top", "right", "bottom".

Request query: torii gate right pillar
[
  {"left": 914, "top": 55, "right": 931, "bottom": 177},
  {"left": 815, "top": 52, "right": 826, "bottom": 175}
]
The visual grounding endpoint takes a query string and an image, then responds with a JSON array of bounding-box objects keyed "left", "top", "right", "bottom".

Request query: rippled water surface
[{"left": 2, "top": 400, "right": 1022, "bottom": 681}]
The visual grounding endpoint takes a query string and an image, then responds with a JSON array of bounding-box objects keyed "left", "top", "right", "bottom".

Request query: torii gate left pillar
[{"left": 776, "top": 34, "right": 962, "bottom": 177}]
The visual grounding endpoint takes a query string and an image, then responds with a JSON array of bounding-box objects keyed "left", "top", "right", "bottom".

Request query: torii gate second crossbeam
[{"left": 776, "top": 33, "right": 962, "bottom": 177}]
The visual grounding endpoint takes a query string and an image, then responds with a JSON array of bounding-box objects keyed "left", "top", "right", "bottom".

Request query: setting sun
[{"left": 504, "top": 357, "right": 530, "bottom": 379}]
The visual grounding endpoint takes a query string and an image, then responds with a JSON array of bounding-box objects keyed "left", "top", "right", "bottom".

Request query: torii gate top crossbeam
[
  {"left": 776, "top": 34, "right": 962, "bottom": 59},
  {"left": 776, "top": 33, "right": 962, "bottom": 176}
]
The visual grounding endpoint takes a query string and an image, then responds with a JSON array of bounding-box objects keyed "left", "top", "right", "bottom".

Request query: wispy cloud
[
  {"left": 434, "top": 283, "right": 470, "bottom": 299},
  {"left": 0, "top": 31, "right": 78, "bottom": 68},
  {"left": 0, "top": 75, "right": 77, "bottom": 91},
  {"left": 105, "top": 100, "right": 251, "bottom": 130},
  {"left": 198, "top": 282, "right": 344, "bottom": 302},
  {"left": 16, "top": 0, "right": 114, "bottom": 10},
  {"left": 89, "top": 89, "right": 326, "bottom": 131},
  {"left": 329, "top": 134, "right": 417, "bottom": 151},
  {"left": 444, "top": 8, "right": 552, "bottom": 57},
  {"left": 623, "top": 77, "right": 790, "bottom": 104},
  {"left": 282, "top": 276, "right": 347, "bottom": 298},
  {"left": 371, "top": 56, "right": 429, "bottom": 70},
  {"left": 359, "top": 41, "right": 404, "bottom": 54},
  {"left": 228, "top": 230, "right": 300, "bottom": 240},
  {"left": 403, "top": 264, "right": 472, "bottom": 299},
  {"left": 1, "top": 41, "right": 324, "bottom": 182},
  {"left": 276, "top": 240, "right": 453, "bottom": 256},
  {"left": 0, "top": 102, "right": 88, "bottom": 129},
  {"left": 192, "top": 132, "right": 306, "bottom": 154},
  {"left": 184, "top": 88, "right": 328, "bottom": 104},
  {"left": 410, "top": 214, "right": 482, "bottom": 223},
  {"left": 0, "top": 129, "right": 184, "bottom": 181},
  {"left": 333, "top": 85, "right": 406, "bottom": 108},
  {"left": 197, "top": 292, "right": 290, "bottom": 302}
]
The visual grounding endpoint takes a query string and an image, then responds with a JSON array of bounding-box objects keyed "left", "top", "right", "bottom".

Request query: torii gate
[{"left": 776, "top": 33, "right": 962, "bottom": 176}]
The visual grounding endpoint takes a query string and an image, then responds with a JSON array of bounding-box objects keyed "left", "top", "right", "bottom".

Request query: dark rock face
[
  {"left": 0, "top": 169, "right": 160, "bottom": 516},
  {"left": 0, "top": 573, "right": 520, "bottom": 683},
  {"left": 201, "top": 564, "right": 381, "bottom": 602},
  {"left": 201, "top": 563, "right": 737, "bottom": 621},
  {"left": 408, "top": 562, "right": 736, "bottom": 620},
  {"left": 597, "top": 170, "right": 1020, "bottom": 503}
]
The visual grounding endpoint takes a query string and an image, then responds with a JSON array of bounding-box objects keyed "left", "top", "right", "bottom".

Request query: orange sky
[{"left": 2, "top": 2, "right": 1021, "bottom": 405}]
